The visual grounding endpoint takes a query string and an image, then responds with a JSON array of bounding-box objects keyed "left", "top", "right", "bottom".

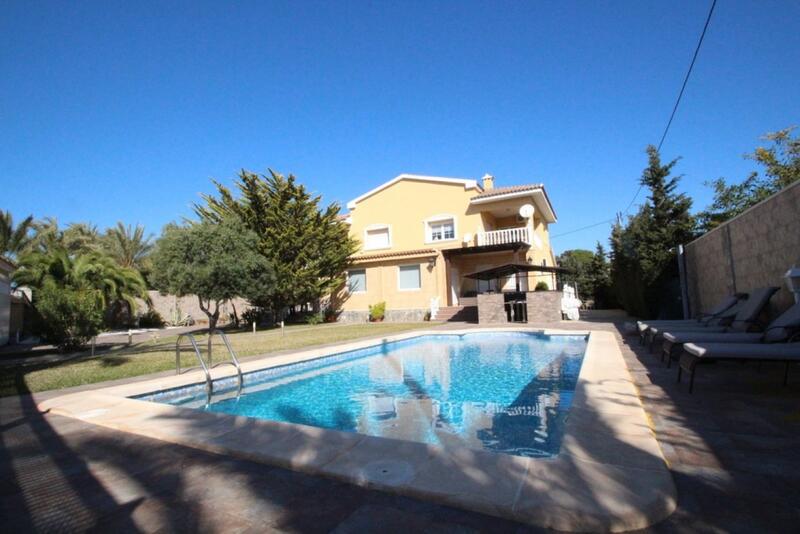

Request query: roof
[
  {"left": 0, "top": 255, "right": 16, "bottom": 273},
  {"left": 469, "top": 184, "right": 558, "bottom": 223},
  {"left": 441, "top": 242, "right": 529, "bottom": 257},
  {"left": 464, "top": 263, "right": 572, "bottom": 280},
  {"left": 352, "top": 248, "right": 438, "bottom": 263},
  {"left": 347, "top": 174, "right": 481, "bottom": 210},
  {"left": 470, "top": 184, "right": 544, "bottom": 200}
]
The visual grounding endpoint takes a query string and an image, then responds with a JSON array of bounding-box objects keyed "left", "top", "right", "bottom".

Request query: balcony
[{"left": 476, "top": 227, "right": 530, "bottom": 247}]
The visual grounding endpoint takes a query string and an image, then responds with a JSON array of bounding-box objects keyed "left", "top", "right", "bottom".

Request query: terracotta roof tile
[
  {"left": 470, "top": 184, "right": 543, "bottom": 200},
  {"left": 353, "top": 248, "right": 437, "bottom": 262}
]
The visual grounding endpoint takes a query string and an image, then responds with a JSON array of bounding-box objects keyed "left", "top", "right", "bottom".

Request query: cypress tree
[{"left": 195, "top": 169, "right": 359, "bottom": 318}]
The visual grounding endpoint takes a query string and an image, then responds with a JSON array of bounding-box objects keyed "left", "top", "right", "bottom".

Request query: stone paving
[{"left": 1, "top": 319, "right": 799, "bottom": 532}]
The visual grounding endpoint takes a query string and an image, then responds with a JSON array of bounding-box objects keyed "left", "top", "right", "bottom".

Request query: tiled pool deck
[{"left": 3, "top": 320, "right": 800, "bottom": 532}]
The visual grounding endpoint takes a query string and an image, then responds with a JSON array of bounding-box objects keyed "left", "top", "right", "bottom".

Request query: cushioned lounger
[
  {"left": 678, "top": 341, "right": 800, "bottom": 393},
  {"left": 645, "top": 287, "right": 779, "bottom": 351},
  {"left": 661, "top": 302, "right": 800, "bottom": 366},
  {"left": 636, "top": 294, "right": 743, "bottom": 344}
]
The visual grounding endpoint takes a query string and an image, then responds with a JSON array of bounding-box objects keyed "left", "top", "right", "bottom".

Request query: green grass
[{"left": 0, "top": 322, "right": 433, "bottom": 396}]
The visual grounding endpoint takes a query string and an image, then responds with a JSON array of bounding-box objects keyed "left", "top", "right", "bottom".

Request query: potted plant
[{"left": 369, "top": 301, "right": 386, "bottom": 322}]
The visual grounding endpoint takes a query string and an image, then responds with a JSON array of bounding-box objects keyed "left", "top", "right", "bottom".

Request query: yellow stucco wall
[{"left": 338, "top": 177, "right": 557, "bottom": 312}]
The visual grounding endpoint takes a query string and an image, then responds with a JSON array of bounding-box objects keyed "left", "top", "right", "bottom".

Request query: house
[
  {"left": 0, "top": 256, "right": 14, "bottom": 344},
  {"left": 333, "top": 174, "right": 559, "bottom": 322}
]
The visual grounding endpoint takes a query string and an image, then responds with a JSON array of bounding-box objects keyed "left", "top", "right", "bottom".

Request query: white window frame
[
  {"left": 347, "top": 268, "right": 367, "bottom": 294},
  {"left": 423, "top": 214, "right": 458, "bottom": 244},
  {"left": 397, "top": 263, "right": 422, "bottom": 292},
  {"left": 363, "top": 224, "right": 392, "bottom": 251}
]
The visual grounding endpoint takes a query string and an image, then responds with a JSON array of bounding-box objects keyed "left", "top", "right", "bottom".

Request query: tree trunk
[
  {"left": 198, "top": 297, "right": 221, "bottom": 364},
  {"left": 230, "top": 300, "right": 239, "bottom": 328}
]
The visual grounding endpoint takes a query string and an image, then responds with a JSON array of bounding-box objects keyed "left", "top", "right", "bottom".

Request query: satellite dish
[
  {"left": 519, "top": 204, "right": 534, "bottom": 219},
  {"left": 463, "top": 233, "right": 473, "bottom": 244}
]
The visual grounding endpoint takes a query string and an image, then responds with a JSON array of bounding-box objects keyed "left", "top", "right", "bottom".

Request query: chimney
[{"left": 482, "top": 174, "right": 495, "bottom": 190}]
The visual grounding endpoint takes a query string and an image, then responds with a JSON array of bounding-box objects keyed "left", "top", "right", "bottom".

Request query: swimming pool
[{"left": 139, "top": 332, "right": 587, "bottom": 458}]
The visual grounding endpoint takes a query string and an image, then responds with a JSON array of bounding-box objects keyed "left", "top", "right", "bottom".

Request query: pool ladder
[{"left": 176, "top": 329, "right": 244, "bottom": 399}]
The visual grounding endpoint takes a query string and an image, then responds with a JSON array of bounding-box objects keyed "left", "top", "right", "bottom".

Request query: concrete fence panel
[{"left": 684, "top": 181, "right": 800, "bottom": 318}]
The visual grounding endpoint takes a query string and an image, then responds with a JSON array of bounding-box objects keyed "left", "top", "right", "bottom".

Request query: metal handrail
[
  {"left": 209, "top": 329, "right": 244, "bottom": 392},
  {"left": 175, "top": 329, "right": 244, "bottom": 399},
  {"left": 176, "top": 333, "right": 212, "bottom": 395}
]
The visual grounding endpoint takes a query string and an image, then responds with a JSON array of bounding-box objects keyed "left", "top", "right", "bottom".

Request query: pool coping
[{"left": 38, "top": 328, "right": 676, "bottom": 532}]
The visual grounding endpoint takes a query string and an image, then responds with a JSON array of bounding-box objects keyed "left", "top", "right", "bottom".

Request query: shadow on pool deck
[{"left": 1, "top": 319, "right": 799, "bottom": 531}]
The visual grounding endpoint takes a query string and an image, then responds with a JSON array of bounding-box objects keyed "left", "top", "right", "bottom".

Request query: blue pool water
[{"left": 139, "top": 332, "right": 587, "bottom": 458}]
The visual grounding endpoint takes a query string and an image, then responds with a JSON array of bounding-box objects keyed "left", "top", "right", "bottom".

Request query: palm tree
[
  {"left": 27, "top": 218, "right": 101, "bottom": 255},
  {"left": 102, "top": 222, "right": 154, "bottom": 269},
  {"left": 14, "top": 246, "right": 149, "bottom": 312},
  {"left": 0, "top": 210, "right": 35, "bottom": 258}
]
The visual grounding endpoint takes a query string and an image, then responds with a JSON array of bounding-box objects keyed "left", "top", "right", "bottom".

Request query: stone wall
[
  {"left": 526, "top": 291, "right": 563, "bottom": 322},
  {"left": 684, "top": 181, "right": 800, "bottom": 318},
  {"left": 141, "top": 291, "right": 251, "bottom": 326},
  {"left": 477, "top": 293, "right": 507, "bottom": 324}
]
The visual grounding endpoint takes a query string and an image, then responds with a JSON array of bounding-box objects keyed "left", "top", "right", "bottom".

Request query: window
[
  {"left": 398, "top": 264, "right": 421, "bottom": 290},
  {"left": 425, "top": 215, "right": 457, "bottom": 243},
  {"left": 348, "top": 269, "right": 366, "bottom": 293},
  {"left": 430, "top": 220, "right": 455, "bottom": 241},
  {"left": 364, "top": 226, "right": 390, "bottom": 250}
]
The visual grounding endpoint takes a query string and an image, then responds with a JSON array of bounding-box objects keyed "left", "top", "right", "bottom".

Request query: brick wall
[{"left": 684, "top": 182, "right": 800, "bottom": 318}]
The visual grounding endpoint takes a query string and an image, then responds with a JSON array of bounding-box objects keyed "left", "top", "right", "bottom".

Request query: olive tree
[{"left": 150, "top": 220, "right": 272, "bottom": 357}]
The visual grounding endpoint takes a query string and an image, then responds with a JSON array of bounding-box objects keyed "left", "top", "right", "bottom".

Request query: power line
[
  {"left": 623, "top": 0, "right": 717, "bottom": 215},
  {"left": 551, "top": 218, "right": 616, "bottom": 239},
  {"left": 554, "top": 0, "right": 717, "bottom": 239},
  {"left": 657, "top": 0, "right": 717, "bottom": 152}
]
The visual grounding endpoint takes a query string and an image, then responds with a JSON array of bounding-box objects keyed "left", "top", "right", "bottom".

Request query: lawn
[{"left": 0, "top": 322, "right": 432, "bottom": 396}]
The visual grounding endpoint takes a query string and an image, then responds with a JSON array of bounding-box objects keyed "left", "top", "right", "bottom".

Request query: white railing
[{"left": 476, "top": 227, "right": 530, "bottom": 246}]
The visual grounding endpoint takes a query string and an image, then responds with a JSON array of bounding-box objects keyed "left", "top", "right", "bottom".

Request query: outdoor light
[
  {"left": 785, "top": 266, "right": 800, "bottom": 303},
  {"left": 428, "top": 256, "right": 437, "bottom": 269}
]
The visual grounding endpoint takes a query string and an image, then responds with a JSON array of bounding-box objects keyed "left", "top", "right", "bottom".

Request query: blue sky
[{"left": 2, "top": 1, "right": 798, "bottom": 254}]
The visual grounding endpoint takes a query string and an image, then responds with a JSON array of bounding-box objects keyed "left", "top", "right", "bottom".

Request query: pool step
[{"left": 436, "top": 305, "right": 478, "bottom": 323}]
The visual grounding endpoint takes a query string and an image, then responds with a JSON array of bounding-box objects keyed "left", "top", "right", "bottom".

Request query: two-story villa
[{"left": 334, "top": 173, "right": 559, "bottom": 322}]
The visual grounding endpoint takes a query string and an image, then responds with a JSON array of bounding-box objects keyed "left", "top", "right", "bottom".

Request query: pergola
[{"left": 463, "top": 263, "right": 573, "bottom": 292}]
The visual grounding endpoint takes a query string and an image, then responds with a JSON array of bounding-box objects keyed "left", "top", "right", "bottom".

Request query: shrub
[
  {"left": 323, "top": 306, "right": 340, "bottom": 322},
  {"left": 138, "top": 309, "right": 165, "bottom": 328},
  {"left": 368, "top": 301, "right": 386, "bottom": 322},
  {"left": 306, "top": 313, "right": 323, "bottom": 325},
  {"left": 242, "top": 307, "right": 272, "bottom": 326},
  {"left": 534, "top": 281, "right": 549, "bottom": 291},
  {"left": 35, "top": 283, "right": 104, "bottom": 351}
]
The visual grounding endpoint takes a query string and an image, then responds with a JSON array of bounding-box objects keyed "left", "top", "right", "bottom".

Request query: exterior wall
[
  {"left": 0, "top": 266, "right": 10, "bottom": 345},
  {"left": 684, "top": 181, "right": 800, "bottom": 318},
  {"left": 348, "top": 179, "right": 488, "bottom": 254},
  {"left": 337, "top": 258, "right": 440, "bottom": 315},
  {"left": 526, "top": 291, "right": 563, "bottom": 322}
]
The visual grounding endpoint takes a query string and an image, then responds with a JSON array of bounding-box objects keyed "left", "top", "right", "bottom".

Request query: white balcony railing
[{"left": 476, "top": 227, "right": 530, "bottom": 247}]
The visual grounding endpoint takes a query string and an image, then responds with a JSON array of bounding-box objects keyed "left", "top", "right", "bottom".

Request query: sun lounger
[
  {"left": 678, "top": 340, "right": 800, "bottom": 393},
  {"left": 661, "top": 301, "right": 800, "bottom": 367},
  {"left": 645, "top": 287, "right": 779, "bottom": 351},
  {"left": 636, "top": 294, "right": 744, "bottom": 344}
]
